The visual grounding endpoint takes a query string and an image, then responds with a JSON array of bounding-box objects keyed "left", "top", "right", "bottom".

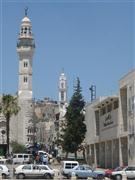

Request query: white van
[
  {"left": 12, "top": 154, "right": 32, "bottom": 164},
  {"left": 61, "top": 160, "right": 79, "bottom": 177}
]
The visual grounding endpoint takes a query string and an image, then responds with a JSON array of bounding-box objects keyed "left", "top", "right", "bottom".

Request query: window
[
  {"left": 40, "top": 166, "right": 48, "bottom": 170},
  {"left": 86, "top": 166, "right": 92, "bottom": 170},
  {"left": 24, "top": 27, "right": 27, "bottom": 34},
  {"left": 114, "top": 100, "right": 119, "bottom": 109},
  {"left": 65, "top": 163, "right": 72, "bottom": 169},
  {"left": 72, "top": 163, "right": 78, "bottom": 168},
  {"left": 22, "top": 165, "right": 31, "bottom": 170},
  {"left": 24, "top": 62, "right": 28, "bottom": 67},
  {"left": 80, "top": 166, "right": 84, "bottom": 170},
  {"left": 24, "top": 76, "right": 27, "bottom": 83},
  {"left": 33, "top": 166, "right": 39, "bottom": 170},
  {"left": 61, "top": 91, "right": 64, "bottom": 101},
  {"left": 18, "top": 155, "right": 23, "bottom": 158},
  {"left": 126, "top": 166, "right": 135, "bottom": 171},
  {"left": 24, "top": 155, "right": 28, "bottom": 158},
  {"left": 95, "top": 110, "right": 99, "bottom": 135},
  {"left": 107, "top": 104, "right": 112, "bottom": 112},
  {"left": 100, "top": 107, "right": 106, "bottom": 116},
  {"left": 21, "top": 28, "right": 23, "bottom": 34}
]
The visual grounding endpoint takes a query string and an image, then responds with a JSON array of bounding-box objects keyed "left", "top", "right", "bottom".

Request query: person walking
[{"left": 42, "top": 155, "right": 48, "bottom": 165}]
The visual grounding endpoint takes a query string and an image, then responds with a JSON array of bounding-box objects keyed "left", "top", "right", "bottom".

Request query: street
[{"left": 5, "top": 161, "right": 110, "bottom": 180}]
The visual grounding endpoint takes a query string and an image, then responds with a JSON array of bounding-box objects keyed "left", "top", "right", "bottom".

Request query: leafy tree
[
  {"left": 62, "top": 77, "right": 86, "bottom": 159},
  {"left": 0, "top": 94, "right": 20, "bottom": 154},
  {"left": 11, "top": 141, "right": 26, "bottom": 153}
]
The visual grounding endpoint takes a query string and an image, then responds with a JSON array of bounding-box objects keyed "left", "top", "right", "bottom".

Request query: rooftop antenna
[{"left": 89, "top": 84, "right": 96, "bottom": 102}]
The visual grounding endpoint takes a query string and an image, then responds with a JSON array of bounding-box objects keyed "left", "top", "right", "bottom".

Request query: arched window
[{"left": 24, "top": 27, "right": 27, "bottom": 34}]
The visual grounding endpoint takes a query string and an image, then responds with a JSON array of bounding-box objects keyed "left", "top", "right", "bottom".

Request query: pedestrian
[
  {"left": 35, "top": 154, "right": 39, "bottom": 164},
  {"left": 42, "top": 155, "right": 48, "bottom": 165}
]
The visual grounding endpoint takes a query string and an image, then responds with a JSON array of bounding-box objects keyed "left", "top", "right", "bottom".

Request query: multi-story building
[{"left": 85, "top": 69, "right": 135, "bottom": 168}]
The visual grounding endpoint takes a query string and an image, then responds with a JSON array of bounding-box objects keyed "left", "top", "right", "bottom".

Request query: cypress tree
[{"left": 62, "top": 77, "right": 86, "bottom": 159}]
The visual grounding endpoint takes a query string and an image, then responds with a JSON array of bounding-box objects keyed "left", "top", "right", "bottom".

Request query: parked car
[
  {"left": 105, "top": 166, "right": 125, "bottom": 178},
  {"left": 0, "top": 158, "right": 8, "bottom": 165},
  {"left": 111, "top": 166, "right": 135, "bottom": 180},
  {"left": 14, "top": 164, "right": 55, "bottom": 179},
  {"left": 12, "top": 153, "right": 32, "bottom": 164},
  {"left": 0, "top": 164, "right": 10, "bottom": 179},
  {"left": 68, "top": 164, "right": 105, "bottom": 179},
  {"left": 61, "top": 160, "right": 79, "bottom": 178}
]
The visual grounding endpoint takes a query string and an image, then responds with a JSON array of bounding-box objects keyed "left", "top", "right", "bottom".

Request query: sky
[{"left": 0, "top": 0, "right": 134, "bottom": 102}]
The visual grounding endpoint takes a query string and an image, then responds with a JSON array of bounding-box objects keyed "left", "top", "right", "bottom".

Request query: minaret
[
  {"left": 59, "top": 71, "right": 67, "bottom": 105},
  {"left": 16, "top": 9, "right": 35, "bottom": 145},
  {"left": 17, "top": 9, "right": 35, "bottom": 99}
]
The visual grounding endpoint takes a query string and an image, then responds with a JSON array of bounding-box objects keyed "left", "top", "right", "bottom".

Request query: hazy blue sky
[{"left": 0, "top": 0, "right": 134, "bottom": 102}]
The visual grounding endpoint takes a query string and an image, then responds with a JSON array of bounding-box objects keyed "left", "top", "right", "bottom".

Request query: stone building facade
[
  {"left": 34, "top": 98, "right": 59, "bottom": 148},
  {"left": 15, "top": 14, "right": 35, "bottom": 145},
  {"left": 85, "top": 69, "right": 135, "bottom": 168}
]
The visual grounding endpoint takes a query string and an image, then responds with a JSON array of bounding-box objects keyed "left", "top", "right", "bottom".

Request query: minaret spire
[{"left": 25, "top": 7, "right": 28, "bottom": 16}]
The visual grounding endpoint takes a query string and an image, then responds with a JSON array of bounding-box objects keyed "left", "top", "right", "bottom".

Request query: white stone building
[{"left": 85, "top": 69, "right": 135, "bottom": 168}]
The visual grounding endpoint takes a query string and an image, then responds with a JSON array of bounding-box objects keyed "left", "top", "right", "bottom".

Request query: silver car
[
  {"left": 111, "top": 166, "right": 135, "bottom": 180},
  {"left": 0, "top": 164, "right": 10, "bottom": 179},
  {"left": 14, "top": 164, "right": 55, "bottom": 179}
]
